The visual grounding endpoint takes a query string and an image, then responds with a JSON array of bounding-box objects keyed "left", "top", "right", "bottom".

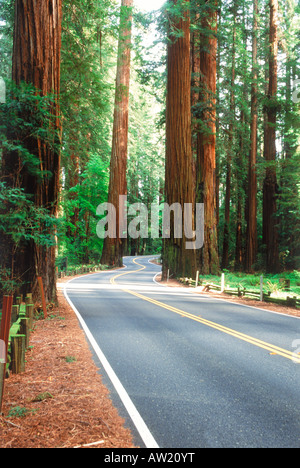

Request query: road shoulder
[{"left": 0, "top": 289, "right": 136, "bottom": 448}]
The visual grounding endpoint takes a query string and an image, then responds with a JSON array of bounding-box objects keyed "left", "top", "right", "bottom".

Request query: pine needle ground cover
[{"left": 0, "top": 291, "right": 136, "bottom": 449}]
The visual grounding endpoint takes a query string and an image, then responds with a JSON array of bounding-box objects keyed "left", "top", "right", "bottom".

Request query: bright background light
[{"left": 134, "top": 0, "right": 166, "bottom": 12}]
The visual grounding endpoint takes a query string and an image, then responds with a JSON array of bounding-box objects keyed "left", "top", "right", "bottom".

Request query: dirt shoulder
[{"left": 0, "top": 289, "right": 136, "bottom": 449}]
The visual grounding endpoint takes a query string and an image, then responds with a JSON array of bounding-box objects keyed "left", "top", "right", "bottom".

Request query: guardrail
[
  {"left": 57, "top": 265, "right": 106, "bottom": 278},
  {"left": 178, "top": 274, "right": 300, "bottom": 309},
  {"left": 0, "top": 293, "right": 35, "bottom": 412}
]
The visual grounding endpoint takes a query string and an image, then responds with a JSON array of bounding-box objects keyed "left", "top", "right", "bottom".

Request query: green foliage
[
  {"left": 0, "top": 181, "right": 58, "bottom": 293},
  {"left": 0, "top": 0, "right": 14, "bottom": 77},
  {"left": 56, "top": 0, "right": 116, "bottom": 265},
  {"left": 0, "top": 182, "right": 57, "bottom": 247},
  {"left": 65, "top": 355, "right": 77, "bottom": 363},
  {"left": 0, "top": 80, "right": 60, "bottom": 180},
  {"left": 8, "top": 406, "right": 38, "bottom": 419},
  {"left": 1, "top": 0, "right": 299, "bottom": 278},
  {"left": 198, "top": 270, "right": 300, "bottom": 298},
  {"left": 0, "top": 81, "right": 61, "bottom": 293}
]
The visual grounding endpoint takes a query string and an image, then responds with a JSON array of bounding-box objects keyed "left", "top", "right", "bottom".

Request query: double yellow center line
[{"left": 110, "top": 259, "right": 300, "bottom": 364}]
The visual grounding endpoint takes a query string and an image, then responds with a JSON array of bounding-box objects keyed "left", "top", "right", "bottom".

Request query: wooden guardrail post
[
  {"left": 25, "top": 293, "right": 33, "bottom": 305},
  {"left": 20, "top": 317, "right": 31, "bottom": 348},
  {"left": 11, "top": 335, "right": 26, "bottom": 374},
  {"left": 260, "top": 276, "right": 264, "bottom": 302},
  {"left": 26, "top": 304, "right": 34, "bottom": 331},
  {"left": 221, "top": 273, "right": 225, "bottom": 293},
  {"left": 11, "top": 305, "right": 19, "bottom": 324}
]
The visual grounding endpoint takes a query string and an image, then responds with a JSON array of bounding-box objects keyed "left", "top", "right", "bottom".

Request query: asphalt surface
[{"left": 64, "top": 256, "right": 300, "bottom": 448}]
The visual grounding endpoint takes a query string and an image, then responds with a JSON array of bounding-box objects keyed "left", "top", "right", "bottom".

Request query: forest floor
[{"left": 1, "top": 267, "right": 299, "bottom": 449}]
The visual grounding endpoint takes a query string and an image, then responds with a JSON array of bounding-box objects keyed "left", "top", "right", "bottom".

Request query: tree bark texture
[
  {"left": 101, "top": 0, "right": 132, "bottom": 267},
  {"left": 1, "top": 0, "right": 62, "bottom": 302},
  {"left": 221, "top": 3, "right": 236, "bottom": 270},
  {"left": 196, "top": 1, "right": 220, "bottom": 275},
  {"left": 163, "top": 0, "right": 197, "bottom": 279},
  {"left": 245, "top": 0, "right": 258, "bottom": 272},
  {"left": 263, "top": 0, "right": 280, "bottom": 273}
]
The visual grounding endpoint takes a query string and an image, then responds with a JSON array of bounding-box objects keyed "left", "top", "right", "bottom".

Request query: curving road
[{"left": 63, "top": 256, "right": 300, "bottom": 448}]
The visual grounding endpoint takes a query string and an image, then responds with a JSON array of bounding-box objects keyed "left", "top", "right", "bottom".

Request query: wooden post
[
  {"left": 195, "top": 271, "right": 199, "bottom": 288},
  {"left": 221, "top": 273, "right": 225, "bottom": 293},
  {"left": 25, "top": 293, "right": 33, "bottom": 305},
  {"left": 167, "top": 269, "right": 170, "bottom": 283},
  {"left": 260, "top": 275, "right": 264, "bottom": 302},
  {"left": 37, "top": 277, "right": 48, "bottom": 318},
  {"left": 11, "top": 335, "right": 26, "bottom": 374},
  {"left": 26, "top": 304, "right": 34, "bottom": 331},
  {"left": 20, "top": 317, "right": 30, "bottom": 348},
  {"left": 11, "top": 305, "right": 19, "bottom": 324}
]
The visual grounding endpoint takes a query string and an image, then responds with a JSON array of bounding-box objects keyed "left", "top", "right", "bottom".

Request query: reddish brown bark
[
  {"left": 163, "top": 0, "right": 197, "bottom": 279},
  {"left": 67, "top": 151, "right": 80, "bottom": 239},
  {"left": 101, "top": 0, "right": 132, "bottom": 267},
  {"left": 263, "top": 0, "right": 280, "bottom": 273},
  {"left": 222, "top": 3, "right": 236, "bottom": 270},
  {"left": 196, "top": 1, "right": 220, "bottom": 275},
  {"left": 245, "top": 0, "right": 258, "bottom": 272},
  {"left": 1, "top": 0, "right": 62, "bottom": 302}
]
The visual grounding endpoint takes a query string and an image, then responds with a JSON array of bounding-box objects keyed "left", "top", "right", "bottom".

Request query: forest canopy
[{"left": 0, "top": 0, "right": 299, "bottom": 301}]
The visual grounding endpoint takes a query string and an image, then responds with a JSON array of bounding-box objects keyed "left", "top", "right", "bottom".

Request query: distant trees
[
  {"left": 0, "top": 0, "right": 299, "bottom": 293},
  {"left": 263, "top": 0, "right": 280, "bottom": 273},
  {"left": 101, "top": 0, "right": 133, "bottom": 267},
  {"left": 164, "top": 0, "right": 299, "bottom": 275},
  {"left": 216, "top": 0, "right": 299, "bottom": 273}
]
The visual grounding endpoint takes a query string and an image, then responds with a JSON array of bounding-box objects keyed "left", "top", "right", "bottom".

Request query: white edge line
[{"left": 63, "top": 277, "right": 159, "bottom": 449}]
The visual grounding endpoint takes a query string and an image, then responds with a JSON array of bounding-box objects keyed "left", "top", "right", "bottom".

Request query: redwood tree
[
  {"left": 101, "top": 0, "right": 133, "bottom": 267},
  {"left": 163, "top": 0, "right": 197, "bottom": 279},
  {"left": 221, "top": 1, "right": 237, "bottom": 270},
  {"left": 263, "top": 0, "right": 280, "bottom": 273},
  {"left": 1, "top": 0, "right": 62, "bottom": 302},
  {"left": 245, "top": 0, "right": 258, "bottom": 272},
  {"left": 195, "top": 0, "right": 220, "bottom": 275}
]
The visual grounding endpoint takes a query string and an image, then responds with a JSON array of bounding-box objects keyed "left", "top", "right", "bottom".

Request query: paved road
[{"left": 63, "top": 256, "right": 300, "bottom": 448}]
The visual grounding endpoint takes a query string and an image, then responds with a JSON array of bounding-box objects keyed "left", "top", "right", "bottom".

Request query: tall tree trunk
[
  {"left": 67, "top": 151, "right": 80, "bottom": 240},
  {"left": 245, "top": 0, "right": 258, "bottom": 272},
  {"left": 101, "top": 0, "right": 132, "bottom": 267},
  {"left": 215, "top": 4, "right": 221, "bottom": 233},
  {"left": 235, "top": 1, "right": 248, "bottom": 272},
  {"left": 196, "top": 0, "right": 220, "bottom": 275},
  {"left": 1, "top": 0, "right": 62, "bottom": 302},
  {"left": 263, "top": 0, "right": 280, "bottom": 273},
  {"left": 221, "top": 3, "right": 236, "bottom": 270},
  {"left": 163, "top": 0, "right": 197, "bottom": 279}
]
